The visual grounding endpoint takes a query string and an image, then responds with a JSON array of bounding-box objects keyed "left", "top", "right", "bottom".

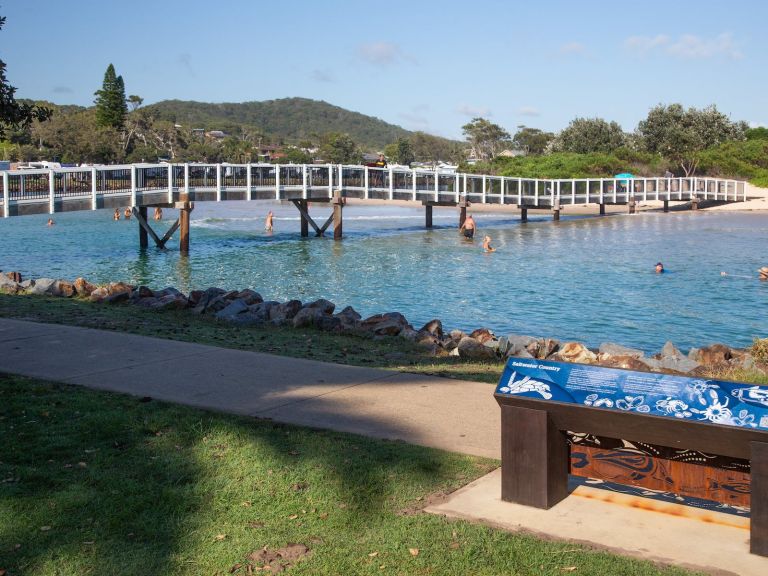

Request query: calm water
[{"left": 2, "top": 202, "right": 766, "bottom": 353}]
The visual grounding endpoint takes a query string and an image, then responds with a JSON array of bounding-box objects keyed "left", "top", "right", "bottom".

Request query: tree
[
  {"left": 637, "top": 103, "right": 746, "bottom": 176},
  {"left": 384, "top": 137, "right": 415, "bottom": 166},
  {"left": 0, "top": 15, "right": 51, "bottom": 138},
  {"left": 318, "top": 132, "right": 359, "bottom": 164},
  {"left": 461, "top": 117, "right": 511, "bottom": 160},
  {"left": 409, "top": 131, "right": 465, "bottom": 164},
  {"left": 511, "top": 126, "right": 554, "bottom": 155},
  {"left": 94, "top": 64, "right": 128, "bottom": 129},
  {"left": 549, "top": 117, "right": 626, "bottom": 154},
  {"left": 746, "top": 127, "right": 768, "bottom": 141}
]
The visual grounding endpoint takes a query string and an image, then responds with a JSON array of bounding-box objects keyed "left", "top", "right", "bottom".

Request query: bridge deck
[{"left": 0, "top": 163, "right": 752, "bottom": 217}]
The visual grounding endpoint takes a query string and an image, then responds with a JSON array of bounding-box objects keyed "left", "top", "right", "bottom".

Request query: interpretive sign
[{"left": 495, "top": 358, "right": 768, "bottom": 431}]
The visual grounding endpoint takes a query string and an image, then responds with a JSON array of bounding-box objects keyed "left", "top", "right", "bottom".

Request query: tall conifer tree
[{"left": 94, "top": 64, "right": 127, "bottom": 129}]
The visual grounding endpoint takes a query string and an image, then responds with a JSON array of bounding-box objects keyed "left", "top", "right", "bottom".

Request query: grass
[
  {"left": 0, "top": 374, "right": 697, "bottom": 576},
  {"left": 0, "top": 294, "right": 506, "bottom": 384}
]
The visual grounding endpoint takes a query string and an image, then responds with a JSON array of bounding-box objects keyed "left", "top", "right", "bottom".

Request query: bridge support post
[
  {"left": 552, "top": 199, "right": 560, "bottom": 222},
  {"left": 179, "top": 200, "right": 193, "bottom": 255},
  {"left": 599, "top": 203, "right": 605, "bottom": 216},
  {"left": 520, "top": 207, "right": 528, "bottom": 223},
  {"left": 691, "top": 197, "right": 699, "bottom": 211},
  {"left": 138, "top": 206, "right": 148, "bottom": 249},
  {"left": 458, "top": 197, "right": 469, "bottom": 228},
  {"left": 332, "top": 190, "right": 343, "bottom": 240},
  {"left": 425, "top": 204, "right": 433, "bottom": 228},
  {"left": 628, "top": 196, "right": 636, "bottom": 214},
  {"left": 298, "top": 200, "right": 309, "bottom": 237},
  {"left": 663, "top": 200, "right": 669, "bottom": 212}
]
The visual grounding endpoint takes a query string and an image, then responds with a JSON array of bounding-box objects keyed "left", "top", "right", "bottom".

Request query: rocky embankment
[{"left": 0, "top": 272, "right": 763, "bottom": 377}]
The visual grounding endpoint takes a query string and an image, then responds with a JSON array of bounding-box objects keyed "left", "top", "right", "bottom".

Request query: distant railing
[{"left": 0, "top": 162, "right": 750, "bottom": 217}]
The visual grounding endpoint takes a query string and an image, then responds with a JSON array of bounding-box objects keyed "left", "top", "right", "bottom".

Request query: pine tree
[{"left": 94, "top": 64, "right": 127, "bottom": 129}]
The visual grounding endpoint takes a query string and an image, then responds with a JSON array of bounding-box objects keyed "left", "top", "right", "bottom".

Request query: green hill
[{"left": 143, "top": 97, "right": 412, "bottom": 150}]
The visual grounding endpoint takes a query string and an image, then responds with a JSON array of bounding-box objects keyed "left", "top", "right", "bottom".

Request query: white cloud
[
  {"left": 311, "top": 69, "right": 335, "bottom": 83},
  {"left": 559, "top": 42, "right": 586, "bottom": 55},
  {"left": 624, "top": 33, "right": 742, "bottom": 60},
  {"left": 358, "top": 42, "right": 406, "bottom": 67},
  {"left": 749, "top": 121, "right": 766, "bottom": 128},
  {"left": 456, "top": 104, "right": 491, "bottom": 117},
  {"left": 518, "top": 106, "right": 540, "bottom": 117}
]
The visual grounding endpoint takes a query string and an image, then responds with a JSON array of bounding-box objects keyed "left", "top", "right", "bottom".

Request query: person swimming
[
  {"left": 482, "top": 235, "right": 495, "bottom": 252},
  {"left": 655, "top": 262, "right": 664, "bottom": 273}
]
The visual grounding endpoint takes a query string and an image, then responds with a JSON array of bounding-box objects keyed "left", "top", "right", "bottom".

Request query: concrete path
[{"left": 0, "top": 318, "right": 501, "bottom": 459}]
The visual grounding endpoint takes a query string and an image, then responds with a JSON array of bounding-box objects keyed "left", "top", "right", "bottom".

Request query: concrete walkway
[{"left": 0, "top": 317, "right": 501, "bottom": 459}]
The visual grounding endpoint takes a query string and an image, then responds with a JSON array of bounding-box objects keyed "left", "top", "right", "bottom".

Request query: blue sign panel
[{"left": 495, "top": 359, "right": 768, "bottom": 431}]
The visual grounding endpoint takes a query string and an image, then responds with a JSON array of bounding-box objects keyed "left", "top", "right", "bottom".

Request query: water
[{"left": 2, "top": 202, "right": 767, "bottom": 353}]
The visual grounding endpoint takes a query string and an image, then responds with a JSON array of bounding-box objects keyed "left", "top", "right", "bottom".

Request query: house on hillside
[{"left": 206, "top": 130, "right": 226, "bottom": 140}]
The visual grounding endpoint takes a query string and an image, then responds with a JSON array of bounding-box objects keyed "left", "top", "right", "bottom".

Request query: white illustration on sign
[
  {"left": 686, "top": 380, "right": 720, "bottom": 406},
  {"left": 655, "top": 397, "right": 692, "bottom": 419},
  {"left": 690, "top": 389, "right": 732, "bottom": 424},
  {"left": 732, "top": 409, "right": 757, "bottom": 428},
  {"left": 584, "top": 393, "right": 614, "bottom": 408},
  {"left": 498, "top": 371, "right": 552, "bottom": 399},
  {"left": 731, "top": 385, "right": 768, "bottom": 408},
  {"left": 615, "top": 395, "right": 651, "bottom": 413}
]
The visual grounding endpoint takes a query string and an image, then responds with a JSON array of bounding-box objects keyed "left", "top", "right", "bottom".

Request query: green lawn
[{"left": 0, "top": 374, "right": 695, "bottom": 576}]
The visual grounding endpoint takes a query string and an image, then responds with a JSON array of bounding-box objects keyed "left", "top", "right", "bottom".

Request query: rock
[
  {"left": 400, "top": 327, "right": 420, "bottom": 342},
  {"left": 53, "top": 280, "right": 76, "bottom": 297},
  {"left": 508, "top": 348, "right": 535, "bottom": 359},
  {"left": 690, "top": 343, "right": 732, "bottom": 366},
  {"left": 657, "top": 356, "right": 700, "bottom": 374},
  {"left": 0, "top": 274, "right": 21, "bottom": 294},
  {"left": 598, "top": 342, "right": 645, "bottom": 359},
  {"left": 550, "top": 342, "right": 597, "bottom": 364},
  {"left": 360, "top": 312, "right": 411, "bottom": 337},
  {"left": 505, "top": 335, "right": 538, "bottom": 357},
  {"left": 27, "top": 278, "right": 57, "bottom": 295},
  {"left": 137, "top": 286, "right": 155, "bottom": 299},
  {"left": 316, "top": 315, "right": 342, "bottom": 332},
  {"left": 419, "top": 319, "right": 443, "bottom": 340},
  {"left": 215, "top": 298, "right": 250, "bottom": 320},
  {"left": 269, "top": 300, "right": 302, "bottom": 325},
  {"left": 107, "top": 282, "right": 135, "bottom": 295},
  {"left": 20, "top": 279, "right": 35, "bottom": 290},
  {"left": 448, "top": 329, "right": 466, "bottom": 343},
  {"left": 191, "top": 287, "right": 227, "bottom": 314},
  {"left": 88, "top": 286, "right": 109, "bottom": 302},
  {"left": 154, "top": 286, "right": 183, "bottom": 299},
  {"left": 73, "top": 277, "right": 97, "bottom": 296},
  {"left": 303, "top": 298, "right": 336, "bottom": 315},
  {"left": 146, "top": 293, "right": 188, "bottom": 310},
  {"left": 292, "top": 307, "right": 325, "bottom": 328},
  {"left": 597, "top": 355, "right": 653, "bottom": 372},
  {"left": 334, "top": 305, "right": 362, "bottom": 331},
  {"left": 469, "top": 327, "right": 495, "bottom": 344},
  {"left": 497, "top": 336, "right": 510, "bottom": 356},
  {"left": 532, "top": 337, "right": 559, "bottom": 359},
  {"left": 104, "top": 290, "right": 131, "bottom": 304},
  {"left": 235, "top": 289, "right": 263, "bottom": 306},
  {"left": 457, "top": 336, "right": 497, "bottom": 360},
  {"left": 658, "top": 340, "right": 684, "bottom": 360},
  {"left": 4, "top": 271, "right": 22, "bottom": 283}
]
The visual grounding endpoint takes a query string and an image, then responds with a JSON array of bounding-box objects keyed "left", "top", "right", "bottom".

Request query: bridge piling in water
[
  {"left": 599, "top": 203, "right": 606, "bottom": 216},
  {"left": 332, "top": 190, "right": 343, "bottom": 240}
]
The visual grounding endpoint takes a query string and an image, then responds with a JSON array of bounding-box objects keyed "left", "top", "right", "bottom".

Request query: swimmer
[
  {"left": 655, "top": 262, "right": 664, "bottom": 274},
  {"left": 47, "top": 218, "right": 54, "bottom": 226},
  {"left": 482, "top": 235, "right": 495, "bottom": 252},
  {"left": 760, "top": 267, "right": 768, "bottom": 281},
  {"left": 113, "top": 208, "right": 120, "bottom": 221},
  {"left": 459, "top": 214, "right": 476, "bottom": 240},
  {"left": 265, "top": 210, "right": 274, "bottom": 232},
  {"left": 124, "top": 207, "right": 132, "bottom": 220},
  {"left": 153, "top": 207, "right": 163, "bottom": 221}
]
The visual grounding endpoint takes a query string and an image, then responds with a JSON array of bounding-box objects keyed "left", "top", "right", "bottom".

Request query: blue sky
[{"left": 2, "top": 0, "right": 766, "bottom": 139}]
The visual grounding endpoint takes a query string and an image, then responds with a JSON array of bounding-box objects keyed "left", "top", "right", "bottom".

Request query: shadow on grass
[{"left": 0, "top": 374, "right": 492, "bottom": 575}]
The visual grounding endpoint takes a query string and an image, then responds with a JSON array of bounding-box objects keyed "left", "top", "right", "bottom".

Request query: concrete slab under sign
[{"left": 425, "top": 468, "right": 768, "bottom": 576}]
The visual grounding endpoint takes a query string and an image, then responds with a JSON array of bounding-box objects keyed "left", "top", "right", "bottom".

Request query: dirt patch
[{"left": 232, "top": 543, "right": 311, "bottom": 573}]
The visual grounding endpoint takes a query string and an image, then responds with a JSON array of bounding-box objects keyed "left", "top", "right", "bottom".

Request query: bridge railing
[{"left": 0, "top": 163, "right": 750, "bottom": 217}]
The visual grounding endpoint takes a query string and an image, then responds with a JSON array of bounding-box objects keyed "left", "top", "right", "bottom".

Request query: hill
[{"left": 142, "top": 97, "right": 412, "bottom": 150}]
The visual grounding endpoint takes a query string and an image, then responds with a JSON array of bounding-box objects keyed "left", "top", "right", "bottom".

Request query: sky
[{"left": 2, "top": 0, "right": 766, "bottom": 139}]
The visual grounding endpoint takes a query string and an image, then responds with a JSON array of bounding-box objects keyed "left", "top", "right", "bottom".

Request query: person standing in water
[
  {"left": 113, "top": 208, "right": 120, "bottom": 221},
  {"left": 154, "top": 207, "right": 163, "bottom": 221},
  {"left": 265, "top": 210, "right": 274, "bottom": 232},
  {"left": 460, "top": 214, "right": 476, "bottom": 239}
]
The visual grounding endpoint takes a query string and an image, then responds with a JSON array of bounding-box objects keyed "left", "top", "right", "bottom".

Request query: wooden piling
[
  {"left": 520, "top": 208, "right": 528, "bottom": 223},
  {"left": 599, "top": 203, "right": 605, "bottom": 216},
  {"left": 691, "top": 198, "right": 699, "bottom": 211},
  {"left": 298, "top": 200, "right": 309, "bottom": 237},
  {"left": 426, "top": 204, "right": 433, "bottom": 228},
  {"left": 552, "top": 199, "right": 560, "bottom": 221},
  {"left": 628, "top": 197, "right": 636, "bottom": 214},
  {"left": 332, "top": 190, "right": 343, "bottom": 240},
  {"left": 138, "top": 206, "right": 148, "bottom": 249},
  {"left": 178, "top": 201, "right": 192, "bottom": 254},
  {"left": 663, "top": 200, "right": 669, "bottom": 212}
]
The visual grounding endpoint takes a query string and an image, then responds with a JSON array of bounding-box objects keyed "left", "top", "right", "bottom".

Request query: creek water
[{"left": 2, "top": 201, "right": 766, "bottom": 353}]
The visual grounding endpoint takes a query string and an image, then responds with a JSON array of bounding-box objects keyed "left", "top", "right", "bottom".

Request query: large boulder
[
  {"left": 689, "top": 343, "right": 732, "bottom": 367},
  {"left": 0, "top": 273, "right": 22, "bottom": 294},
  {"left": 457, "top": 336, "right": 497, "bottom": 360},
  {"left": 3, "top": 271, "right": 22, "bottom": 283},
  {"left": 28, "top": 278, "right": 57, "bottom": 296},
  {"left": 215, "top": 298, "right": 250, "bottom": 320},
  {"left": 52, "top": 280, "right": 76, "bottom": 298},
  {"left": 303, "top": 298, "right": 336, "bottom": 315},
  {"left": 505, "top": 334, "right": 538, "bottom": 357},
  {"left": 269, "top": 299, "right": 303, "bottom": 325},
  {"left": 550, "top": 342, "right": 597, "bottom": 364},
  {"left": 598, "top": 342, "right": 645, "bottom": 359},
  {"left": 334, "top": 305, "right": 362, "bottom": 331},
  {"left": 360, "top": 312, "right": 411, "bottom": 337},
  {"left": 530, "top": 337, "right": 559, "bottom": 359},
  {"left": 597, "top": 355, "right": 654, "bottom": 372},
  {"left": 235, "top": 289, "right": 263, "bottom": 306},
  {"left": 73, "top": 277, "right": 97, "bottom": 297},
  {"left": 191, "top": 287, "right": 227, "bottom": 314},
  {"left": 316, "top": 315, "right": 343, "bottom": 332},
  {"left": 469, "top": 327, "right": 496, "bottom": 344},
  {"left": 654, "top": 340, "right": 700, "bottom": 373},
  {"left": 292, "top": 306, "right": 325, "bottom": 328},
  {"left": 419, "top": 319, "right": 443, "bottom": 340},
  {"left": 140, "top": 293, "right": 188, "bottom": 310}
]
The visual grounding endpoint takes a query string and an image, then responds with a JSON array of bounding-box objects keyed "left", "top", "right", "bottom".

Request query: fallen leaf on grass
[
  {"left": 214, "top": 534, "right": 227, "bottom": 541},
  {"left": 561, "top": 568, "right": 577, "bottom": 572},
  {"left": 449, "top": 541, "right": 460, "bottom": 550},
  {"left": 241, "top": 501, "right": 252, "bottom": 507},
  {"left": 409, "top": 548, "right": 419, "bottom": 556},
  {"left": 229, "top": 563, "right": 242, "bottom": 573},
  {"left": 288, "top": 514, "right": 298, "bottom": 520},
  {"left": 368, "top": 552, "right": 379, "bottom": 558}
]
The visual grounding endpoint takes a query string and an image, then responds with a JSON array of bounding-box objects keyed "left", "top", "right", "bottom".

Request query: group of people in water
[
  {"left": 112, "top": 207, "right": 163, "bottom": 221},
  {"left": 459, "top": 214, "right": 495, "bottom": 252}
]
